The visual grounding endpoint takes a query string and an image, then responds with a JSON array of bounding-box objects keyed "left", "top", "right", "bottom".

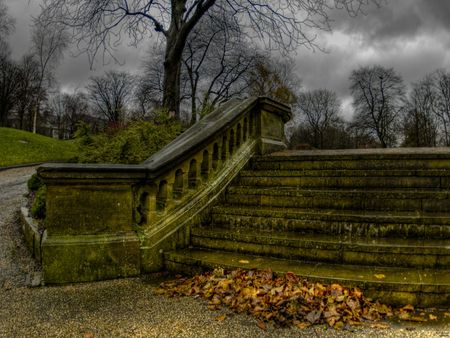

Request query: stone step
[
  {"left": 237, "top": 170, "right": 450, "bottom": 189},
  {"left": 164, "top": 248, "right": 450, "bottom": 307},
  {"left": 251, "top": 149, "right": 450, "bottom": 171},
  {"left": 226, "top": 187, "right": 450, "bottom": 212},
  {"left": 210, "top": 206, "right": 450, "bottom": 239},
  {"left": 190, "top": 227, "right": 450, "bottom": 269}
]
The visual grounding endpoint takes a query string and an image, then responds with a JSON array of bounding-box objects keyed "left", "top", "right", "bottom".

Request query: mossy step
[
  {"left": 240, "top": 169, "right": 450, "bottom": 177},
  {"left": 210, "top": 206, "right": 450, "bottom": 239},
  {"left": 251, "top": 149, "right": 450, "bottom": 170},
  {"left": 250, "top": 159, "right": 450, "bottom": 171},
  {"left": 164, "top": 248, "right": 450, "bottom": 307},
  {"left": 191, "top": 227, "right": 450, "bottom": 268},
  {"left": 236, "top": 173, "right": 448, "bottom": 189},
  {"left": 226, "top": 187, "right": 450, "bottom": 212}
]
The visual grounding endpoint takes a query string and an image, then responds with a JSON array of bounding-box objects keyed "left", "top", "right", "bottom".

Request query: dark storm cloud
[
  {"left": 293, "top": 0, "right": 450, "bottom": 119},
  {"left": 331, "top": 0, "right": 450, "bottom": 44}
]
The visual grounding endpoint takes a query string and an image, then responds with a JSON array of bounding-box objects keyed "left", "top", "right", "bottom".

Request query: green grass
[{"left": 0, "top": 127, "right": 78, "bottom": 167}]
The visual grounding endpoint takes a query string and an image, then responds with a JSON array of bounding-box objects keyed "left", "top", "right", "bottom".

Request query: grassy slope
[{"left": 0, "top": 127, "right": 77, "bottom": 167}]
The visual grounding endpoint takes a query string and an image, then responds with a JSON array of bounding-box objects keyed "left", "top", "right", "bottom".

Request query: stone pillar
[
  {"left": 38, "top": 164, "right": 145, "bottom": 283},
  {"left": 256, "top": 97, "right": 292, "bottom": 154}
]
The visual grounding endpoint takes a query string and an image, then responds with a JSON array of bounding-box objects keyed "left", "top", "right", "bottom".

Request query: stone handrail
[{"left": 34, "top": 96, "right": 291, "bottom": 283}]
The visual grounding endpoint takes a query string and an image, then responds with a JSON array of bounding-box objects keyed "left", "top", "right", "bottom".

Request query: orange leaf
[
  {"left": 293, "top": 320, "right": 311, "bottom": 330},
  {"left": 215, "top": 314, "right": 226, "bottom": 321},
  {"left": 400, "top": 304, "right": 415, "bottom": 313},
  {"left": 257, "top": 320, "right": 267, "bottom": 330}
]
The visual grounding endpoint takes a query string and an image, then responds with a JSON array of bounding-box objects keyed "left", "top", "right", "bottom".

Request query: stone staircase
[{"left": 165, "top": 148, "right": 450, "bottom": 307}]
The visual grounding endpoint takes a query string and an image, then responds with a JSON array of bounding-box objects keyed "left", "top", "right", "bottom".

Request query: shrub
[
  {"left": 76, "top": 113, "right": 182, "bottom": 164},
  {"left": 27, "top": 173, "right": 44, "bottom": 192},
  {"left": 31, "top": 186, "right": 46, "bottom": 219}
]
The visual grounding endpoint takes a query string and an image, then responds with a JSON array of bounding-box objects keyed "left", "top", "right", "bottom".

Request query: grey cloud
[{"left": 330, "top": 0, "right": 450, "bottom": 45}]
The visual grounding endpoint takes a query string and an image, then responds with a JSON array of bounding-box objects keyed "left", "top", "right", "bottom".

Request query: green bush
[
  {"left": 31, "top": 186, "right": 46, "bottom": 219},
  {"left": 27, "top": 173, "right": 44, "bottom": 192},
  {"left": 76, "top": 113, "right": 182, "bottom": 164}
]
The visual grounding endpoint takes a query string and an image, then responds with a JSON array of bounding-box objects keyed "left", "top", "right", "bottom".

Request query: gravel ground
[{"left": 0, "top": 166, "right": 450, "bottom": 338}]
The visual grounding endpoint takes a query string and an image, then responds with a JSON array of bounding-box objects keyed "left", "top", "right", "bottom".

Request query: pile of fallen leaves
[{"left": 156, "top": 268, "right": 394, "bottom": 330}]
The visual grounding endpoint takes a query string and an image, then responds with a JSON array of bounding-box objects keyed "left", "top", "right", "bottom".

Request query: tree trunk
[
  {"left": 32, "top": 105, "right": 38, "bottom": 134},
  {"left": 162, "top": 54, "right": 182, "bottom": 118},
  {"left": 162, "top": 2, "right": 186, "bottom": 120},
  {"left": 160, "top": 0, "right": 215, "bottom": 119}
]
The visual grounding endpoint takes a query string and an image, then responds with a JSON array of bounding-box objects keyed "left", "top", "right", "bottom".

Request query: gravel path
[{"left": 0, "top": 166, "right": 449, "bottom": 337}]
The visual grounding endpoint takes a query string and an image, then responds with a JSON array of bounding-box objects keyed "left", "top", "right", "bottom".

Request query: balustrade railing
[{"left": 31, "top": 96, "right": 291, "bottom": 283}]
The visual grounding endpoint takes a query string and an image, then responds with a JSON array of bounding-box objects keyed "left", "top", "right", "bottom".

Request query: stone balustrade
[{"left": 30, "top": 97, "right": 291, "bottom": 283}]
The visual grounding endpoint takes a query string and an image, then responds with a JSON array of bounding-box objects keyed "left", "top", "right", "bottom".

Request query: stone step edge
[
  {"left": 164, "top": 248, "right": 450, "bottom": 292},
  {"left": 191, "top": 228, "right": 450, "bottom": 253},
  {"left": 253, "top": 149, "right": 450, "bottom": 161},
  {"left": 227, "top": 186, "right": 450, "bottom": 198},
  {"left": 211, "top": 206, "right": 450, "bottom": 225},
  {"left": 239, "top": 169, "right": 450, "bottom": 177}
]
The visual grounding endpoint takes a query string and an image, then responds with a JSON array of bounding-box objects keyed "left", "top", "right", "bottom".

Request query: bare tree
[
  {"left": 47, "top": 91, "right": 92, "bottom": 138},
  {"left": 31, "top": 16, "right": 69, "bottom": 133},
  {"left": 0, "top": 0, "right": 14, "bottom": 44},
  {"left": 295, "top": 89, "right": 343, "bottom": 149},
  {"left": 62, "top": 92, "right": 91, "bottom": 137},
  {"left": 350, "top": 65, "right": 405, "bottom": 148},
  {"left": 434, "top": 70, "right": 450, "bottom": 145},
  {"left": 15, "top": 55, "right": 40, "bottom": 130},
  {"left": 135, "top": 47, "right": 165, "bottom": 117},
  {"left": 140, "top": 8, "right": 258, "bottom": 123},
  {"left": 249, "top": 57, "right": 301, "bottom": 105},
  {"left": 0, "top": 57, "right": 20, "bottom": 127},
  {"left": 403, "top": 75, "right": 438, "bottom": 147},
  {"left": 182, "top": 8, "right": 257, "bottom": 124},
  {"left": 47, "top": 92, "right": 67, "bottom": 138},
  {"left": 40, "top": 0, "right": 378, "bottom": 117},
  {"left": 87, "top": 71, "right": 135, "bottom": 123}
]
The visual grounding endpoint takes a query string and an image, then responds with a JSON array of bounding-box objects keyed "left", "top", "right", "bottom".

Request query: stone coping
[{"left": 270, "top": 147, "right": 450, "bottom": 158}]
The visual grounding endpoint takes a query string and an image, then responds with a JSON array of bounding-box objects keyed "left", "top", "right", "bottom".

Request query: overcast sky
[{"left": 5, "top": 0, "right": 450, "bottom": 120}]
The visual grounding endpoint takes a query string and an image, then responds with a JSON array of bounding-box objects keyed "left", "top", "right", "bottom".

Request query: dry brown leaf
[
  {"left": 84, "top": 333, "right": 94, "bottom": 338},
  {"left": 409, "top": 316, "right": 428, "bottom": 322},
  {"left": 369, "top": 323, "right": 390, "bottom": 329},
  {"left": 293, "top": 320, "right": 311, "bottom": 330},
  {"left": 429, "top": 314, "right": 438, "bottom": 321},
  {"left": 398, "top": 312, "right": 411, "bottom": 321},
  {"left": 306, "top": 310, "right": 322, "bottom": 324},
  {"left": 399, "top": 304, "right": 415, "bottom": 313},
  {"left": 215, "top": 314, "right": 226, "bottom": 321},
  {"left": 257, "top": 320, "right": 267, "bottom": 330}
]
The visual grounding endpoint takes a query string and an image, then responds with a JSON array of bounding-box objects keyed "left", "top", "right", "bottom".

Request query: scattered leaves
[{"left": 157, "top": 268, "right": 395, "bottom": 329}]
